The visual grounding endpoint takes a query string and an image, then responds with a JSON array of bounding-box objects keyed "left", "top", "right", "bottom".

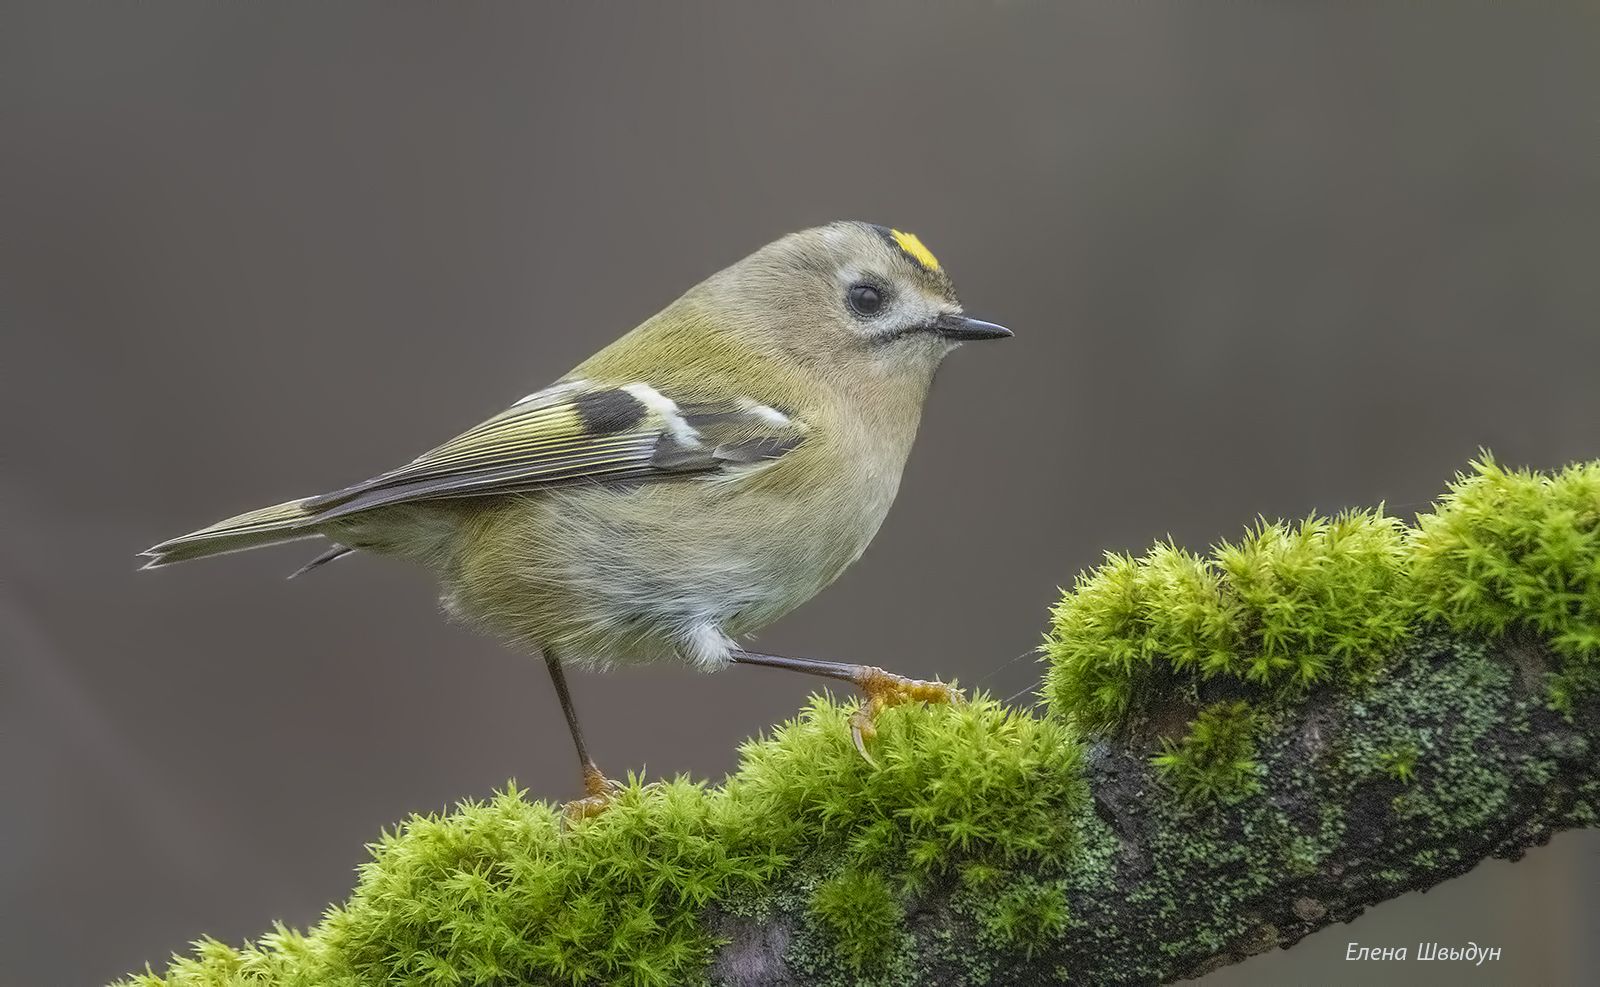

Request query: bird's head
[{"left": 695, "top": 221, "right": 1011, "bottom": 388}]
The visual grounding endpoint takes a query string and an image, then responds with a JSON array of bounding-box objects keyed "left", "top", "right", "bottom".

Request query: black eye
[{"left": 847, "top": 283, "right": 884, "bottom": 317}]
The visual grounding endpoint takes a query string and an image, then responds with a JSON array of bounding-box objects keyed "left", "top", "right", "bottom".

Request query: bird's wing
[{"left": 300, "top": 380, "right": 807, "bottom": 521}]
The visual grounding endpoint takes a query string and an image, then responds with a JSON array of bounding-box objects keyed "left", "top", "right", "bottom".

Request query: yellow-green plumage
[
  {"left": 143, "top": 221, "right": 1006, "bottom": 677},
  {"left": 140, "top": 498, "right": 318, "bottom": 565}
]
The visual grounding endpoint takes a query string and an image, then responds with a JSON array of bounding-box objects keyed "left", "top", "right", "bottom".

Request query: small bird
[{"left": 142, "top": 221, "right": 1011, "bottom": 815}]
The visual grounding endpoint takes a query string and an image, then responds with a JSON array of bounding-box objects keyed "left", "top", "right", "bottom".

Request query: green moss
[
  {"left": 121, "top": 695, "right": 1087, "bottom": 987},
  {"left": 1413, "top": 456, "right": 1600, "bottom": 714},
  {"left": 1043, "top": 509, "right": 1415, "bottom": 734},
  {"left": 759, "top": 696, "right": 1086, "bottom": 985},
  {"left": 972, "top": 876, "right": 1071, "bottom": 960},
  {"left": 726, "top": 694, "right": 1086, "bottom": 882},
  {"left": 1045, "top": 457, "right": 1600, "bottom": 738},
  {"left": 1041, "top": 541, "right": 1232, "bottom": 732},
  {"left": 332, "top": 778, "right": 741, "bottom": 987},
  {"left": 122, "top": 927, "right": 335, "bottom": 987},
  {"left": 1151, "top": 701, "right": 1263, "bottom": 804},
  {"left": 120, "top": 457, "right": 1600, "bottom": 987},
  {"left": 1377, "top": 742, "right": 1418, "bottom": 784},
  {"left": 809, "top": 871, "right": 905, "bottom": 973},
  {"left": 1216, "top": 512, "right": 1415, "bottom": 689}
]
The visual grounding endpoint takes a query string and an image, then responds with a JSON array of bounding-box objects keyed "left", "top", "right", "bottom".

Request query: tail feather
[{"left": 140, "top": 498, "right": 320, "bottom": 569}]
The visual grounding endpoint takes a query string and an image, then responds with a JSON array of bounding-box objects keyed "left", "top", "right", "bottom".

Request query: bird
[{"left": 141, "top": 221, "right": 1012, "bottom": 816}]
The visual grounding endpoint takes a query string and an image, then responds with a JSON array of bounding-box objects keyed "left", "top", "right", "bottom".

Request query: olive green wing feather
[
  {"left": 300, "top": 382, "right": 807, "bottom": 521},
  {"left": 141, "top": 382, "right": 805, "bottom": 569}
]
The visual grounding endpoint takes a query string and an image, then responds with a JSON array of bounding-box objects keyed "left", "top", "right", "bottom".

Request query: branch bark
[{"left": 706, "top": 631, "right": 1598, "bottom": 985}]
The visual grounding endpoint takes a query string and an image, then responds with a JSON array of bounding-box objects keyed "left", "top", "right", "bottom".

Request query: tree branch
[
  {"left": 120, "top": 459, "right": 1600, "bottom": 987},
  {"left": 708, "top": 631, "right": 1597, "bottom": 985}
]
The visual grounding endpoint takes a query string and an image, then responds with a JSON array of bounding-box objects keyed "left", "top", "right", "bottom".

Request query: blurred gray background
[{"left": 4, "top": 3, "right": 1598, "bottom": 985}]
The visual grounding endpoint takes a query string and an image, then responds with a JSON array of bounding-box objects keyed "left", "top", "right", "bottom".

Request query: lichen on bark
[{"left": 708, "top": 631, "right": 1597, "bottom": 985}]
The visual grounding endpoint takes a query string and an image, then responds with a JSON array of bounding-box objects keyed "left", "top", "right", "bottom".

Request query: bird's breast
[{"left": 444, "top": 429, "right": 909, "bottom": 658}]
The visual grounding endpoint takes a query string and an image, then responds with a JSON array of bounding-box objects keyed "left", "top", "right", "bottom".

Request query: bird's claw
[
  {"left": 849, "top": 707, "right": 880, "bottom": 766},
  {"left": 564, "top": 792, "right": 614, "bottom": 821},
  {"left": 847, "top": 667, "right": 962, "bottom": 766},
  {"left": 563, "top": 763, "right": 624, "bottom": 822}
]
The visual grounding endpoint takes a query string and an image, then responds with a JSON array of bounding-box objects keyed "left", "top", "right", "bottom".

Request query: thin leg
[
  {"left": 727, "top": 649, "right": 874, "bottom": 684},
  {"left": 729, "top": 649, "right": 960, "bottom": 763},
  {"left": 543, "top": 653, "right": 618, "bottom": 818}
]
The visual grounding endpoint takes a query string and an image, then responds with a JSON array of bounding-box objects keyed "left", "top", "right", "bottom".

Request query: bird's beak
[{"left": 930, "top": 312, "right": 1013, "bottom": 341}]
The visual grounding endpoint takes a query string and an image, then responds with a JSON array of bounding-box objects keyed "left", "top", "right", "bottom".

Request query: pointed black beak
[{"left": 931, "top": 313, "right": 1013, "bottom": 341}]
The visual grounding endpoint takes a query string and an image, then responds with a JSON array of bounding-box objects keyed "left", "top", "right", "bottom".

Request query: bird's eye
[{"left": 847, "top": 283, "right": 885, "bottom": 317}]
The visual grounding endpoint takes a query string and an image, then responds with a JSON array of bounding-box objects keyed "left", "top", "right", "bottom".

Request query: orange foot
[
  {"left": 847, "top": 666, "right": 962, "bottom": 765},
  {"left": 563, "top": 762, "right": 623, "bottom": 822}
]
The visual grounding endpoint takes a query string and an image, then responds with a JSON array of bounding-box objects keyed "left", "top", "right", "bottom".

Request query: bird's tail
[{"left": 140, "top": 497, "right": 320, "bottom": 569}]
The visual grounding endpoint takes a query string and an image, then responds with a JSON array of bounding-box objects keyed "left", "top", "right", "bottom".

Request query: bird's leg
[
  {"left": 544, "top": 652, "right": 620, "bottom": 820},
  {"left": 728, "top": 649, "right": 961, "bottom": 763}
]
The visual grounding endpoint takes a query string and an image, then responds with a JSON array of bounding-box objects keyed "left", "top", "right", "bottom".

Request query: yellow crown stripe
[{"left": 891, "top": 229, "right": 941, "bottom": 272}]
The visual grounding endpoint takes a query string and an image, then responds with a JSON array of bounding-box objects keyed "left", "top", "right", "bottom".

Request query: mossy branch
[
  {"left": 121, "top": 459, "right": 1600, "bottom": 987},
  {"left": 708, "top": 631, "right": 1596, "bottom": 985}
]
